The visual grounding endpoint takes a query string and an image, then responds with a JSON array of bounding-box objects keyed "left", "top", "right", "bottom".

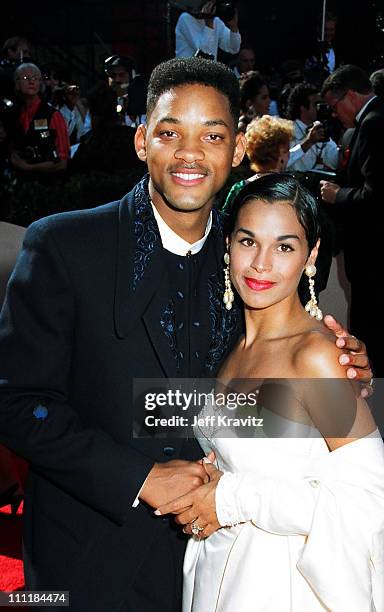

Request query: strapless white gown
[{"left": 183, "top": 401, "right": 384, "bottom": 612}]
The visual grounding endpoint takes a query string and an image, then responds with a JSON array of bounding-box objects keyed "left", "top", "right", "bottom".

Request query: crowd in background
[{"left": 0, "top": 8, "right": 383, "bottom": 227}]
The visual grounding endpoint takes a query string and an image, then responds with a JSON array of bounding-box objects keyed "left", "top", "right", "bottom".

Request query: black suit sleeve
[
  {"left": 336, "top": 112, "right": 384, "bottom": 208},
  {"left": 0, "top": 221, "right": 154, "bottom": 525}
]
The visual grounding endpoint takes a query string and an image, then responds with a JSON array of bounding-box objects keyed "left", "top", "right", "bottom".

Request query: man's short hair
[
  {"left": 321, "top": 64, "right": 372, "bottom": 98},
  {"left": 286, "top": 82, "right": 318, "bottom": 120},
  {"left": 104, "top": 55, "right": 134, "bottom": 77},
  {"left": 2, "top": 36, "right": 30, "bottom": 55},
  {"left": 146, "top": 57, "right": 240, "bottom": 130},
  {"left": 370, "top": 69, "right": 384, "bottom": 98}
]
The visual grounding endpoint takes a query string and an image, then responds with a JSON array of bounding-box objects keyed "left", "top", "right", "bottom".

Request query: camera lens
[{"left": 215, "top": 1, "right": 236, "bottom": 22}]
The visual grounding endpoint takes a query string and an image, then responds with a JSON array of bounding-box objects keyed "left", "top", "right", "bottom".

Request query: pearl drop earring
[
  {"left": 223, "top": 252, "right": 234, "bottom": 310},
  {"left": 304, "top": 264, "right": 323, "bottom": 320}
]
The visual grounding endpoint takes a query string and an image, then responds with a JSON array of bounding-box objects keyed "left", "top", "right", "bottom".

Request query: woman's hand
[{"left": 155, "top": 462, "right": 223, "bottom": 538}]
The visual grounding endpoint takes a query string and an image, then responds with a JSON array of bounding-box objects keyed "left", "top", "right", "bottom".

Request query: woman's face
[
  {"left": 16, "top": 71, "right": 42, "bottom": 97},
  {"left": 229, "top": 198, "right": 318, "bottom": 311},
  {"left": 250, "top": 85, "right": 270, "bottom": 117}
]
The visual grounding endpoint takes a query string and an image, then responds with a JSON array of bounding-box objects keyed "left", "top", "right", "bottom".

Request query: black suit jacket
[
  {"left": 336, "top": 97, "right": 384, "bottom": 211},
  {"left": 335, "top": 96, "right": 384, "bottom": 277},
  {"left": 0, "top": 176, "right": 241, "bottom": 610}
]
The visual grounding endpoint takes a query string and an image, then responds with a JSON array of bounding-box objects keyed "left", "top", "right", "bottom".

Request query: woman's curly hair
[{"left": 245, "top": 115, "right": 294, "bottom": 171}]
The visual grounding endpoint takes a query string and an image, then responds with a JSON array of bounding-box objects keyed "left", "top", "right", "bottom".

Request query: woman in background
[
  {"left": 238, "top": 71, "right": 271, "bottom": 132},
  {"left": 223, "top": 115, "right": 294, "bottom": 212}
]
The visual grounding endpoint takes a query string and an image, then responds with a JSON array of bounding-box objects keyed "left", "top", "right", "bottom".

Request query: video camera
[
  {"left": 170, "top": 1, "right": 236, "bottom": 21},
  {"left": 20, "top": 129, "right": 58, "bottom": 164},
  {"left": 215, "top": 1, "right": 236, "bottom": 21},
  {"left": 315, "top": 101, "right": 333, "bottom": 141}
]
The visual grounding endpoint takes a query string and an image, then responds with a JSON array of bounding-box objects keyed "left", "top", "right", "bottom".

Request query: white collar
[
  {"left": 295, "top": 118, "right": 309, "bottom": 131},
  {"left": 151, "top": 203, "right": 213, "bottom": 256},
  {"left": 355, "top": 96, "right": 377, "bottom": 123}
]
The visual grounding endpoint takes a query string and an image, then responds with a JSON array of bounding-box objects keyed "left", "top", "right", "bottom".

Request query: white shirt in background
[
  {"left": 175, "top": 13, "right": 241, "bottom": 60},
  {"left": 287, "top": 119, "right": 339, "bottom": 172}
]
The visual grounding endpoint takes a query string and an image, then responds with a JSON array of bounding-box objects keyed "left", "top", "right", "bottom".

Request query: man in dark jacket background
[{"left": 320, "top": 64, "right": 384, "bottom": 377}]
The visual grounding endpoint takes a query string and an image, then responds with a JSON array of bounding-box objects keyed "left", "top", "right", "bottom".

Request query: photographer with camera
[
  {"left": 104, "top": 55, "right": 147, "bottom": 127},
  {"left": 10, "top": 63, "right": 70, "bottom": 180},
  {"left": 175, "top": 1, "right": 241, "bottom": 61},
  {"left": 56, "top": 84, "right": 87, "bottom": 146},
  {"left": 286, "top": 82, "right": 338, "bottom": 172}
]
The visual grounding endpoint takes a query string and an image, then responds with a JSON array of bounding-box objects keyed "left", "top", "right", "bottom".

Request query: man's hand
[
  {"left": 139, "top": 459, "right": 209, "bottom": 509},
  {"left": 303, "top": 122, "right": 326, "bottom": 150},
  {"left": 201, "top": 0, "right": 216, "bottom": 27},
  {"left": 320, "top": 180, "right": 340, "bottom": 203},
  {"left": 11, "top": 151, "right": 32, "bottom": 172},
  {"left": 227, "top": 9, "right": 239, "bottom": 32},
  {"left": 155, "top": 462, "right": 223, "bottom": 538},
  {"left": 323, "top": 315, "right": 373, "bottom": 395}
]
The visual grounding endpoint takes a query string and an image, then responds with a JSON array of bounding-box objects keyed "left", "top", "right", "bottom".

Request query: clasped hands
[
  {"left": 140, "top": 452, "right": 223, "bottom": 539},
  {"left": 139, "top": 317, "right": 373, "bottom": 538},
  {"left": 156, "top": 452, "right": 222, "bottom": 539}
]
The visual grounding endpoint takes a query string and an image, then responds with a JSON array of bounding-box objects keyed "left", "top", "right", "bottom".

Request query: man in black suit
[
  {"left": 0, "top": 57, "right": 245, "bottom": 612},
  {"left": 320, "top": 64, "right": 384, "bottom": 377},
  {"left": 0, "top": 58, "right": 371, "bottom": 611}
]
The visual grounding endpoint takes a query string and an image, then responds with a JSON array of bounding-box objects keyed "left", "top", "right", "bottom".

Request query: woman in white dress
[{"left": 156, "top": 174, "right": 384, "bottom": 612}]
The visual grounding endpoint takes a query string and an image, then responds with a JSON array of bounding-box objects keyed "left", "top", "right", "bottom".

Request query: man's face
[
  {"left": 237, "top": 49, "right": 256, "bottom": 74},
  {"left": 301, "top": 93, "right": 319, "bottom": 124},
  {"left": 65, "top": 86, "right": 80, "bottom": 109},
  {"left": 324, "top": 20, "right": 336, "bottom": 44},
  {"left": 108, "top": 67, "right": 130, "bottom": 94},
  {"left": 324, "top": 90, "right": 355, "bottom": 128},
  {"left": 136, "top": 84, "right": 245, "bottom": 217},
  {"left": 8, "top": 44, "right": 31, "bottom": 62}
]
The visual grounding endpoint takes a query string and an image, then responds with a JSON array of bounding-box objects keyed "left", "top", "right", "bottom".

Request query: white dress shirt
[
  {"left": 59, "top": 104, "right": 86, "bottom": 143},
  {"left": 287, "top": 119, "right": 339, "bottom": 172},
  {"left": 152, "top": 204, "right": 212, "bottom": 256},
  {"left": 175, "top": 13, "right": 241, "bottom": 60},
  {"left": 325, "top": 47, "right": 336, "bottom": 73}
]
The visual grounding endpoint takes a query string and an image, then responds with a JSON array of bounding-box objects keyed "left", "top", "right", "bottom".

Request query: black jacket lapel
[
  {"left": 346, "top": 97, "right": 379, "bottom": 178},
  {"left": 113, "top": 175, "right": 179, "bottom": 377}
]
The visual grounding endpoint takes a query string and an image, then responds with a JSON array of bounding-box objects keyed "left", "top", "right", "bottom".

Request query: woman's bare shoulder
[{"left": 291, "top": 328, "right": 346, "bottom": 379}]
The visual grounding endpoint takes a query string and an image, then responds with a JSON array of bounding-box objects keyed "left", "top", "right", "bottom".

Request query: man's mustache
[{"left": 168, "top": 163, "right": 210, "bottom": 175}]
